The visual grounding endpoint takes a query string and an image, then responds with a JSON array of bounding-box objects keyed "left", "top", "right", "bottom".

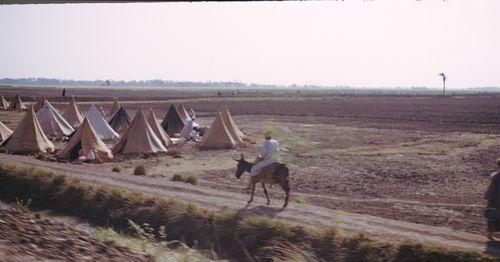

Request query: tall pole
[
  {"left": 442, "top": 77, "right": 445, "bottom": 96},
  {"left": 439, "top": 73, "right": 446, "bottom": 96}
]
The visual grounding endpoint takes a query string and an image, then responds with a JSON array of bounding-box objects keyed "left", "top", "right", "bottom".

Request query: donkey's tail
[{"left": 279, "top": 163, "right": 289, "bottom": 179}]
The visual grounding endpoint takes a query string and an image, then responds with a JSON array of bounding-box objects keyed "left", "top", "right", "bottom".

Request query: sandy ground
[{"left": 1, "top": 93, "right": 500, "bottom": 255}]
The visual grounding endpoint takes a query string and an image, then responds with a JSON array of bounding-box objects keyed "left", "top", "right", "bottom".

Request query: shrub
[
  {"left": 170, "top": 173, "right": 198, "bottom": 185},
  {"left": 133, "top": 164, "right": 147, "bottom": 176},
  {"left": 171, "top": 173, "right": 183, "bottom": 182},
  {"left": 111, "top": 166, "right": 122, "bottom": 173},
  {"left": 185, "top": 175, "right": 198, "bottom": 185}
]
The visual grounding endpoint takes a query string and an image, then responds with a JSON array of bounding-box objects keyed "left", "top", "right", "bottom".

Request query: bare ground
[{"left": 1, "top": 92, "right": 500, "bottom": 255}]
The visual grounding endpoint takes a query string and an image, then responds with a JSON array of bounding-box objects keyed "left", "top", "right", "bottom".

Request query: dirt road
[{"left": 1, "top": 154, "right": 497, "bottom": 256}]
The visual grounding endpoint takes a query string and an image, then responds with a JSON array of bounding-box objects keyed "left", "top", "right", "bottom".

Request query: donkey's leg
[
  {"left": 261, "top": 183, "right": 270, "bottom": 205},
  {"left": 248, "top": 183, "right": 256, "bottom": 204},
  {"left": 279, "top": 180, "right": 291, "bottom": 208}
]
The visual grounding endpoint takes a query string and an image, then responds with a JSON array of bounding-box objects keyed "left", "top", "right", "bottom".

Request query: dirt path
[{"left": 0, "top": 154, "right": 497, "bottom": 256}]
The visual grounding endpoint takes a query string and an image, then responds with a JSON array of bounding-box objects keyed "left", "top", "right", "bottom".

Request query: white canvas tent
[
  {"left": 0, "top": 120, "right": 13, "bottom": 143},
  {"left": 0, "top": 94, "right": 9, "bottom": 110},
  {"left": 86, "top": 104, "right": 120, "bottom": 141},
  {"left": 36, "top": 100, "right": 74, "bottom": 139}
]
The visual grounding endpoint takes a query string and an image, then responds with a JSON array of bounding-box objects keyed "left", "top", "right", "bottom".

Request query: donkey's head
[{"left": 234, "top": 153, "right": 253, "bottom": 179}]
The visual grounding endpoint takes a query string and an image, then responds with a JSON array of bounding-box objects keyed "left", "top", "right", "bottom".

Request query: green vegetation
[
  {"left": 293, "top": 196, "right": 307, "bottom": 206},
  {"left": 133, "top": 164, "right": 147, "bottom": 176},
  {"left": 263, "top": 124, "right": 320, "bottom": 164},
  {"left": 0, "top": 163, "right": 493, "bottom": 261},
  {"left": 111, "top": 166, "right": 122, "bottom": 173},
  {"left": 93, "top": 221, "right": 214, "bottom": 261},
  {"left": 171, "top": 173, "right": 198, "bottom": 185}
]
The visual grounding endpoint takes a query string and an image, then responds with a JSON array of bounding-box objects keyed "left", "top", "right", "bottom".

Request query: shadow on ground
[
  {"left": 485, "top": 240, "right": 500, "bottom": 257},
  {"left": 236, "top": 205, "right": 284, "bottom": 218}
]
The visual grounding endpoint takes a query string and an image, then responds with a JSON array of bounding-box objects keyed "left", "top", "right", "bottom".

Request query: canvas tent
[
  {"left": 63, "top": 96, "right": 84, "bottom": 128},
  {"left": 108, "top": 106, "right": 131, "bottom": 134},
  {"left": 198, "top": 111, "right": 237, "bottom": 149},
  {"left": 57, "top": 117, "right": 113, "bottom": 161},
  {"left": 112, "top": 109, "right": 167, "bottom": 154},
  {"left": 34, "top": 97, "right": 47, "bottom": 112},
  {"left": 0, "top": 120, "right": 13, "bottom": 143},
  {"left": 147, "top": 108, "right": 172, "bottom": 147},
  {"left": 8, "top": 95, "right": 27, "bottom": 111},
  {"left": 1, "top": 106, "right": 55, "bottom": 154},
  {"left": 161, "top": 104, "right": 185, "bottom": 137},
  {"left": 109, "top": 100, "right": 121, "bottom": 118},
  {"left": 0, "top": 95, "right": 9, "bottom": 110},
  {"left": 37, "top": 100, "right": 74, "bottom": 139},
  {"left": 177, "top": 104, "right": 191, "bottom": 122},
  {"left": 221, "top": 107, "right": 246, "bottom": 146},
  {"left": 86, "top": 105, "right": 120, "bottom": 141}
]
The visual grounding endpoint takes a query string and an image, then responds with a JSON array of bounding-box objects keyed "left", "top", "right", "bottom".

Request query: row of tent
[
  {"left": 0, "top": 94, "right": 28, "bottom": 111},
  {"left": 0, "top": 96, "right": 247, "bottom": 161}
]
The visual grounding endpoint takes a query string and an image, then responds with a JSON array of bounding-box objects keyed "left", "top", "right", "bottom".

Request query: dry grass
[
  {"left": 293, "top": 196, "right": 307, "bottom": 208},
  {"left": 171, "top": 173, "right": 198, "bottom": 185},
  {"left": 0, "top": 163, "right": 493, "bottom": 261}
]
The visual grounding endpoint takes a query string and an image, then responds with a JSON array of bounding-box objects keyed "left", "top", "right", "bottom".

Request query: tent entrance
[{"left": 69, "top": 141, "right": 82, "bottom": 160}]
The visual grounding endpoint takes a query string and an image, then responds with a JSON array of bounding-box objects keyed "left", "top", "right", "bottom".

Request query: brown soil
[{"left": 1, "top": 89, "right": 500, "bottom": 253}]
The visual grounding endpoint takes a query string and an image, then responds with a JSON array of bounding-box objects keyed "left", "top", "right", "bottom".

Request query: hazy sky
[{"left": 0, "top": 1, "right": 499, "bottom": 88}]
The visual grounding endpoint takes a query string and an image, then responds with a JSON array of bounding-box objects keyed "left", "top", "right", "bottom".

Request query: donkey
[{"left": 234, "top": 154, "right": 290, "bottom": 208}]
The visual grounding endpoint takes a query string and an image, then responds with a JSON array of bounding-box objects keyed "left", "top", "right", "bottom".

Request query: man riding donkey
[{"left": 234, "top": 131, "right": 291, "bottom": 208}]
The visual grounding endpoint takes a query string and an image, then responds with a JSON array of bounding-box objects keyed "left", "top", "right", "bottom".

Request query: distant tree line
[
  {"left": 2, "top": 77, "right": 496, "bottom": 92},
  {"left": 0, "top": 77, "right": 292, "bottom": 89}
]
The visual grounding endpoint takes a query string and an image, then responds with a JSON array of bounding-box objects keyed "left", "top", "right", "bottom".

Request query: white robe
[
  {"left": 180, "top": 118, "right": 200, "bottom": 140},
  {"left": 250, "top": 139, "right": 280, "bottom": 176}
]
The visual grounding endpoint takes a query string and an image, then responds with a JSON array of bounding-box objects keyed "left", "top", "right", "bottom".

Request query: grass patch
[
  {"left": 171, "top": 173, "right": 198, "bottom": 185},
  {"left": 11, "top": 197, "right": 32, "bottom": 212},
  {"left": 262, "top": 124, "right": 321, "bottom": 164},
  {"left": 293, "top": 196, "right": 307, "bottom": 206},
  {"left": 133, "top": 164, "right": 147, "bottom": 176},
  {"left": 92, "top": 223, "right": 215, "bottom": 261},
  {"left": 0, "top": 163, "right": 493, "bottom": 261},
  {"left": 111, "top": 166, "right": 122, "bottom": 173}
]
